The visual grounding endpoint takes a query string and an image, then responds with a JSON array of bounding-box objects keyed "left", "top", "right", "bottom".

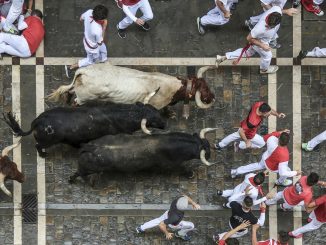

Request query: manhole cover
[{"left": 22, "top": 194, "right": 37, "bottom": 224}]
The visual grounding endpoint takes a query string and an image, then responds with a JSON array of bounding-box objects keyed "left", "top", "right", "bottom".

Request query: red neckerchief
[
  {"left": 249, "top": 177, "right": 265, "bottom": 196},
  {"left": 233, "top": 43, "right": 252, "bottom": 65},
  {"left": 90, "top": 16, "right": 105, "bottom": 26}
]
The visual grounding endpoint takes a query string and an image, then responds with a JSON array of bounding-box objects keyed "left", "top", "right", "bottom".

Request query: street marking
[
  {"left": 12, "top": 65, "right": 22, "bottom": 245},
  {"left": 268, "top": 73, "right": 278, "bottom": 240},
  {"left": 292, "top": 6, "right": 302, "bottom": 245}
]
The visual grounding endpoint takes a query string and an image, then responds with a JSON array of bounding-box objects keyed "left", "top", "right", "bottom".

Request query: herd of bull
[{"left": 0, "top": 63, "right": 218, "bottom": 196}]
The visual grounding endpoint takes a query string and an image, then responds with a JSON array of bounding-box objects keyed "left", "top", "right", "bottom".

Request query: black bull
[
  {"left": 2, "top": 103, "right": 166, "bottom": 157},
  {"left": 69, "top": 128, "right": 218, "bottom": 183}
]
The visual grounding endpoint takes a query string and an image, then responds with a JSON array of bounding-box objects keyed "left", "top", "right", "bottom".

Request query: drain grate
[{"left": 22, "top": 194, "right": 37, "bottom": 224}]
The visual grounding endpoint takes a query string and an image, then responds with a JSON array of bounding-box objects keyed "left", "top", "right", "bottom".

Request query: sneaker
[
  {"left": 269, "top": 40, "right": 281, "bottom": 49},
  {"left": 307, "top": 218, "right": 312, "bottom": 223},
  {"left": 231, "top": 3, "right": 237, "bottom": 10},
  {"left": 302, "top": 143, "right": 313, "bottom": 151},
  {"left": 175, "top": 232, "right": 191, "bottom": 241},
  {"left": 293, "top": 0, "right": 300, "bottom": 7},
  {"left": 65, "top": 65, "right": 72, "bottom": 78},
  {"left": 116, "top": 24, "right": 127, "bottom": 39},
  {"left": 196, "top": 17, "right": 205, "bottom": 35},
  {"left": 233, "top": 142, "right": 239, "bottom": 152},
  {"left": 297, "top": 50, "right": 308, "bottom": 61},
  {"left": 18, "top": 15, "right": 26, "bottom": 31},
  {"left": 231, "top": 169, "right": 237, "bottom": 179},
  {"left": 212, "top": 233, "right": 220, "bottom": 242},
  {"left": 312, "top": 5, "right": 324, "bottom": 16},
  {"left": 222, "top": 203, "right": 228, "bottom": 208},
  {"left": 136, "top": 226, "right": 144, "bottom": 234},
  {"left": 244, "top": 19, "right": 254, "bottom": 30},
  {"left": 216, "top": 189, "right": 223, "bottom": 196},
  {"left": 3, "top": 25, "right": 19, "bottom": 35},
  {"left": 215, "top": 55, "right": 226, "bottom": 66},
  {"left": 115, "top": 0, "right": 123, "bottom": 9},
  {"left": 276, "top": 179, "right": 292, "bottom": 187},
  {"left": 289, "top": 232, "right": 303, "bottom": 239},
  {"left": 214, "top": 143, "right": 222, "bottom": 150},
  {"left": 141, "top": 22, "right": 150, "bottom": 31},
  {"left": 280, "top": 203, "right": 291, "bottom": 212},
  {"left": 260, "top": 65, "right": 279, "bottom": 74}
]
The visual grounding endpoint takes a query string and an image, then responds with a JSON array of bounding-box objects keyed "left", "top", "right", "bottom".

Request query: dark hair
[
  {"left": 266, "top": 12, "right": 282, "bottom": 27},
  {"left": 278, "top": 231, "right": 290, "bottom": 244},
  {"left": 307, "top": 172, "right": 319, "bottom": 186},
  {"left": 279, "top": 132, "right": 290, "bottom": 146},
  {"left": 226, "top": 238, "right": 239, "bottom": 245},
  {"left": 258, "top": 103, "right": 271, "bottom": 113},
  {"left": 31, "top": 9, "right": 43, "bottom": 20},
  {"left": 243, "top": 196, "right": 253, "bottom": 208},
  {"left": 254, "top": 172, "right": 265, "bottom": 185},
  {"left": 93, "top": 5, "right": 108, "bottom": 21}
]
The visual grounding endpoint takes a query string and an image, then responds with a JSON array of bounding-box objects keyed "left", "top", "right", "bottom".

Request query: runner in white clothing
[
  {"left": 231, "top": 130, "right": 301, "bottom": 186},
  {"left": 301, "top": 130, "right": 326, "bottom": 151},
  {"left": 297, "top": 48, "right": 326, "bottom": 60},
  {"left": 215, "top": 6, "right": 282, "bottom": 74},
  {"left": 116, "top": 0, "right": 153, "bottom": 39},
  {"left": 66, "top": 5, "right": 108, "bottom": 77},
  {"left": 196, "top": 0, "right": 233, "bottom": 35},
  {"left": 217, "top": 172, "right": 274, "bottom": 207},
  {"left": 245, "top": 0, "right": 297, "bottom": 30}
]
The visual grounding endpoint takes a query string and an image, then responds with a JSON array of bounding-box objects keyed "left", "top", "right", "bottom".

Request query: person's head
[
  {"left": 278, "top": 230, "right": 290, "bottom": 244},
  {"left": 307, "top": 172, "right": 319, "bottom": 186},
  {"left": 93, "top": 5, "right": 108, "bottom": 21},
  {"left": 253, "top": 172, "right": 265, "bottom": 185},
  {"left": 176, "top": 196, "right": 189, "bottom": 210},
  {"left": 242, "top": 196, "right": 253, "bottom": 210},
  {"left": 31, "top": 9, "right": 43, "bottom": 20},
  {"left": 279, "top": 132, "right": 290, "bottom": 146},
  {"left": 258, "top": 103, "right": 272, "bottom": 117},
  {"left": 265, "top": 12, "right": 282, "bottom": 28},
  {"left": 225, "top": 238, "right": 239, "bottom": 245}
]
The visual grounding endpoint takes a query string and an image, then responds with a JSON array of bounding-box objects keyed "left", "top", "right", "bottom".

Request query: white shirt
[
  {"left": 250, "top": 6, "right": 282, "bottom": 44},
  {"left": 261, "top": 0, "right": 287, "bottom": 9},
  {"left": 81, "top": 9, "right": 103, "bottom": 49}
]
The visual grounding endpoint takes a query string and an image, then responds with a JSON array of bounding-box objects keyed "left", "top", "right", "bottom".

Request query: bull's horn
[
  {"left": 200, "top": 150, "right": 216, "bottom": 166},
  {"left": 199, "top": 128, "right": 218, "bottom": 139},
  {"left": 197, "top": 66, "right": 214, "bottom": 78},
  {"left": 143, "top": 87, "right": 160, "bottom": 104},
  {"left": 141, "top": 119, "right": 152, "bottom": 135},
  {"left": 0, "top": 182, "right": 12, "bottom": 197},
  {"left": 195, "top": 91, "right": 215, "bottom": 109},
  {"left": 1, "top": 138, "right": 21, "bottom": 157}
]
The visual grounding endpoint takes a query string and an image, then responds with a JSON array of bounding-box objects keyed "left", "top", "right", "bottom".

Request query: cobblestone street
[{"left": 0, "top": 0, "right": 326, "bottom": 245}]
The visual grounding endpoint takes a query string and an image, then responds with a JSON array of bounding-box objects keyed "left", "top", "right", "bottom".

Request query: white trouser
[
  {"left": 140, "top": 211, "right": 195, "bottom": 237},
  {"left": 265, "top": 190, "right": 304, "bottom": 209},
  {"left": 118, "top": 0, "right": 153, "bottom": 30},
  {"left": 292, "top": 211, "right": 324, "bottom": 236},
  {"left": 249, "top": 13, "right": 263, "bottom": 26},
  {"left": 218, "top": 130, "right": 265, "bottom": 149},
  {"left": 235, "top": 159, "right": 290, "bottom": 184},
  {"left": 226, "top": 45, "right": 272, "bottom": 70},
  {"left": 313, "top": 0, "right": 324, "bottom": 5},
  {"left": 3, "top": 0, "right": 23, "bottom": 31},
  {"left": 307, "top": 47, "right": 326, "bottom": 58},
  {"left": 200, "top": 7, "right": 230, "bottom": 26},
  {"left": 219, "top": 222, "right": 248, "bottom": 238},
  {"left": 306, "top": 130, "right": 326, "bottom": 150},
  {"left": 0, "top": 32, "right": 31, "bottom": 57},
  {"left": 78, "top": 41, "right": 107, "bottom": 68}
]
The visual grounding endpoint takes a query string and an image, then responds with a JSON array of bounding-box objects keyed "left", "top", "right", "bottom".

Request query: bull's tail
[
  {"left": 46, "top": 70, "right": 83, "bottom": 103},
  {"left": 2, "top": 112, "right": 33, "bottom": 137}
]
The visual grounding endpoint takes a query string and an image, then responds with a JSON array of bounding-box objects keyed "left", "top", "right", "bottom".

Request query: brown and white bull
[
  {"left": 47, "top": 63, "right": 216, "bottom": 115},
  {"left": 0, "top": 140, "right": 25, "bottom": 196}
]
